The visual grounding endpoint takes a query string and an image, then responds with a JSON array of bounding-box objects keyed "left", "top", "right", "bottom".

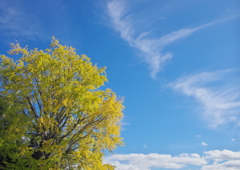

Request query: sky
[{"left": 0, "top": 0, "right": 240, "bottom": 169}]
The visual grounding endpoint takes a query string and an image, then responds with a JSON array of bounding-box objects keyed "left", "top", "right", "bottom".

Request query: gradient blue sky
[{"left": 0, "top": 0, "right": 240, "bottom": 169}]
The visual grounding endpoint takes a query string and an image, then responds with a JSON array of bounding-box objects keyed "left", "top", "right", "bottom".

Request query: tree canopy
[{"left": 0, "top": 38, "right": 124, "bottom": 170}]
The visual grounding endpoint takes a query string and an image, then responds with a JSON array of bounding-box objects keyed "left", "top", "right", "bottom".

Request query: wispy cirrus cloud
[
  {"left": 0, "top": 2, "right": 42, "bottom": 41},
  {"left": 106, "top": 0, "right": 222, "bottom": 78},
  {"left": 169, "top": 69, "right": 240, "bottom": 128},
  {"left": 0, "top": 1, "right": 67, "bottom": 42},
  {"left": 104, "top": 150, "right": 240, "bottom": 170}
]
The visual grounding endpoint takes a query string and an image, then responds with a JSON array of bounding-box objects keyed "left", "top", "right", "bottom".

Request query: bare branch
[{"left": 26, "top": 96, "right": 39, "bottom": 120}]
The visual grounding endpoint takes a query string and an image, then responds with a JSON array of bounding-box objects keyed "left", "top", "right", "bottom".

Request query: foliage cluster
[{"left": 0, "top": 38, "right": 124, "bottom": 170}]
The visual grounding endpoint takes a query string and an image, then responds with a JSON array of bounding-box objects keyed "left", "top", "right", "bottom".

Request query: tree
[{"left": 0, "top": 38, "right": 124, "bottom": 170}]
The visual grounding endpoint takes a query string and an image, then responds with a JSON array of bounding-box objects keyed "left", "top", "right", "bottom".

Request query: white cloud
[
  {"left": 106, "top": 0, "right": 221, "bottom": 78},
  {"left": 231, "top": 139, "right": 236, "bottom": 141},
  {"left": 169, "top": 69, "right": 240, "bottom": 128},
  {"left": 204, "top": 150, "right": 240, "bottom": 161},
  {"left": 104, "top": 153, "right": 206, "bottom": 169},
  {"left": 202, "top": 142, "right": 208, "bottom": 146},
  {"left": 202, "top": 150, "right": 240, "bottom": 170},
  {"left": 104, "top": 149, "right": 240, "bottom": 170},
  {"left": 109, "top": 161, "right": 147, "bottom": 170},
  {"left": 202, "top": 160, "right": 240, "bottom": 170},
  {"left": 196, "top": 135, "right": 202, "bottom": 137}
]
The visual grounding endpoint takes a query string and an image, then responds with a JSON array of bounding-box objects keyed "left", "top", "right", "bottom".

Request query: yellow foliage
[{"left": 0, "top": 37, "right": 123, "bottom": 169}]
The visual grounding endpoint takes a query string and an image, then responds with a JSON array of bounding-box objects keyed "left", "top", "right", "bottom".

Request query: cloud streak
[
  {"left": 0, "top": 2, "right": 42, "bottom": 40},
  {"left": 106, "top": 0, "right": 221, "bottom": 78},
  {"left": 169, "top": 69, "right": 240, "bottom": 128},
  {"left": 104, "top": 149, "right": 240, "bottom": 170}
]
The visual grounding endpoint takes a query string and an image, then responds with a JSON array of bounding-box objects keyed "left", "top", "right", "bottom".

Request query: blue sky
[{"left": 0, "top": 0, "right": 240, "bottom": 169}]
